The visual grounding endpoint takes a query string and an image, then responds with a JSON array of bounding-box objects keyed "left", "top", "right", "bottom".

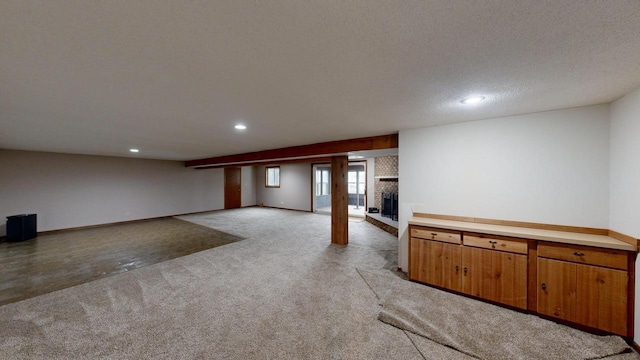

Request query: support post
[{"left": 331, "top": 156, "right": 348, "bottom": 245}]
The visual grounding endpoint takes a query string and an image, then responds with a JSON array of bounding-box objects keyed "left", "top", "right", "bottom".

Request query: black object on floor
[
  {"left": 6, "top": 214, "right": 37, "bottom": 242},
  {"left": 368, "top": 207, "right": 379, "bottom": 213}
]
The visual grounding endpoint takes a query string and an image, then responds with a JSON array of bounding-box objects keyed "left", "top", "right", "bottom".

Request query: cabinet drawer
[
  {"left": 463, "top": 234, "right": 528, "bottom": 254},
  {"left": 538, "top": 242, "right": 628, "bottom": 271},
  {"left": 410, "top": 226, "right": 461, "bottom": 244}
]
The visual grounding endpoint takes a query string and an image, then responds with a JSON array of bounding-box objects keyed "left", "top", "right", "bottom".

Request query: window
[
  {"left": 266, "top": 166, "right": 280, "bottom": 188},
  {"left": 315, "top": 169, "right": 330, "bottom": 196},
  {"left": 348, "top": 170, "right": 365, "bottom": 194}
]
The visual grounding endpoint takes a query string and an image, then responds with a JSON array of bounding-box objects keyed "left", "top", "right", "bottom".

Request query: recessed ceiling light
[
  {"left": 234, "top": 124, "right": 247, "bottom": 130},
  {"left": 461, "top": 96, "right": 486, "bottom": 105},
  {"left": 129, "top": 148, "right": 139, "bottom": 153}
]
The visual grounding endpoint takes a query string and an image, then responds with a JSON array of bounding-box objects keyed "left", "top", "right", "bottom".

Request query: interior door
[{"left": 224, "top": 167, "right": 241, "bottom": 209}]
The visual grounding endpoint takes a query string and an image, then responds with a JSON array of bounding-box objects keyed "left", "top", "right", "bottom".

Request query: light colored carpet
[
  {"left": 0, "top": 208, "right": 421, "bottom": 359},
  {"left": 0, "top": 208, "right": 635, "bottom": 360},
  {"left": 357, "top": 269, "right": 636, "bottom": 360}
]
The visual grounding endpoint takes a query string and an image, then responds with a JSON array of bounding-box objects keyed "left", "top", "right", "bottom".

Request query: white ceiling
[{"left": 2, "top": 1, "right": 640, "bottom": 161}]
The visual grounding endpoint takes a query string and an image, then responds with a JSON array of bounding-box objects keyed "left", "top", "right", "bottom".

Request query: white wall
[
  {"left": 241, "top": 166, "right": 257, "bottom": 207},
  {"left": 0, "top": 150, "right": 224, "bottom": 236},
  {"left": 398, "top": 104, "right": 611, "bottom": 270},
  {"left": 366, "top": 158, "right": 375, "bottom": 209},
  {"left": 609, "top": 87, "right": 640, "bottom": 343},
  {"left": 256, "top": 163, "right": 311, "bottom": 211}
]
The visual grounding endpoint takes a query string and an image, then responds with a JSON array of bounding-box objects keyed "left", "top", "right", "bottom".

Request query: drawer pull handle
[
  {"left": 541, "top": 283, "right": 547, "bottom": 290},
  {"left": 431, "top": 233, "right": 437, "bottom": 239},
  {"left": 573, "top": 252, "right": 585, "bottom": 257},
  {"left": 488, "top": 240, "right": 497, "bottom": 248},
  {"left": 463, "top": 267, "right": 468, "bottom": 275},
  {"left": 455, "top": 265, "right": 459, "bottom": 273}
]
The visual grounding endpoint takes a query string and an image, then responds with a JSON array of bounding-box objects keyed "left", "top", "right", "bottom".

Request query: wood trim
[
  {"left": 265, "top": 166, "right": 281, "bottom": 188},
  {"left": 185, "top": 134, "right": 398, "bottom": 168},
  {"left": 609, "top": 229, "right": 640, "bottom": 248},
  {"left": 632, "top": 341, "right": 640, "bottom": 354},
  {"left": 194, "top": 156, "right": 334, "bottom": 170},
  {"left": 527, "top": 239, "right": 538, "bottom": 312},
  {"left": 408, "top": 225, "right": 414, "bottom": 279},
  {"left": 629, "top": 252, "right": 637, "bottom": 339},
  {"left": 413, "top": 213, "right": 609, "bottom": 235}
]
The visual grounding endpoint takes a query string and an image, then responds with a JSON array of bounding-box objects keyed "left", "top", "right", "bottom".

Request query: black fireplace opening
[{"left": 381, "top": 192, "right": 398, "bottom": 221}]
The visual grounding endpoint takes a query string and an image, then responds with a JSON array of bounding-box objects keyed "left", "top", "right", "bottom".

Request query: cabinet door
[
  {"left": 437, "top": 241, "right": 462, "bottom": 292},
  {"left": 410, "top": 238, "right": 461, "bottom": 291},
  {"left": 538, "top": 258, "right": 577, "bottom": 322},
  {"left": 576, "top": 264, "right": 627, "bottom": 336},
  {"left": 492, "top": 250, "right": 528, "bottom": 308},
  {"left": 461, "top": 246, "right": 492, "bottom": 299},
  {"left": 409, "top": 237, "right": 429, "bottom": 282},
  {"left": 462, "top": 247, "right": 527, "bottom": 309}
]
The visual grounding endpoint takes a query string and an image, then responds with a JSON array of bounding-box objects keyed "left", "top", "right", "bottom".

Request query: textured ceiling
[{"left": 2, "top": 1, "right": 640, "bottom": 160}]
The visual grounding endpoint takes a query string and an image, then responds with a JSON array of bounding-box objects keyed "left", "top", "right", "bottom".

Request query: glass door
[
  {"left": 312, "top": 161, "right": 367, "bottom": 217},
  {"left": 347, "top": 162, "right": 366, "bottom": 217},
  {"left": 313, "top": 164, "right": 331, "bottom": 214}
]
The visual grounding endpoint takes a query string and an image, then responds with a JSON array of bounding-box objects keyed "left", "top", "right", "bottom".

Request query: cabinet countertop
[{"left": 408, "top": 217, "right": 636, "bottom": 252}]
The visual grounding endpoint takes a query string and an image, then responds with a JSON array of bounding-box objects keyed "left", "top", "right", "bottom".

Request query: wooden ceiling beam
[
  {"left": 193, "top": 156, "right": 334, "bottom": 170},
  {"left": 185, "top": 134, "right": 398, "bottom": 168}
]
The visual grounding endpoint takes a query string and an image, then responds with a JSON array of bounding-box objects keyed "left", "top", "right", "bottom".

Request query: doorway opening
[
  {"left": 313, "top": 164, "right": 331, "bottom": 215},
  {"left": 347, "top": 161, "right": 366, "bottom": 217},
  {"left": 312, "top": 161, "right": 366, "bottom": 217}
]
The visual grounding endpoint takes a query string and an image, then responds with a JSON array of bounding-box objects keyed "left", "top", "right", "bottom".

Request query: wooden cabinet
[
  {"left": 538, "top": 242, "right": 628, "bottom": 270},
  {"left": 538, "top": 243, "right": 629, "bottom": 336},
  {"left": 577, "top": 264, "right": 627, "bottom": 334},
  {"left": 537, "top": 258, "right": 577, "bottom": 320},
  {"left": 411, "top": 227, "right": 461, "bottom": 244},
  {"left": 461, "top": 234, "right": 528, "bottom": 308},
  {"left": 410, "top": 238, "right": 461, "bottom": 291},
  {"left": 463, "top": 234, "right": 527, "bottom": 255},
  {"left": 409, "top": 227, "right": 462, "bottom": 291},
  {"left": 409, "top": 227, "right": 527, "bottom": 309},
  {"left": 461, "top": 246, "right": 527, "bottom": 309},
  {"left": 408, "top": 222, "right": 635, "bottom": 337}
]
